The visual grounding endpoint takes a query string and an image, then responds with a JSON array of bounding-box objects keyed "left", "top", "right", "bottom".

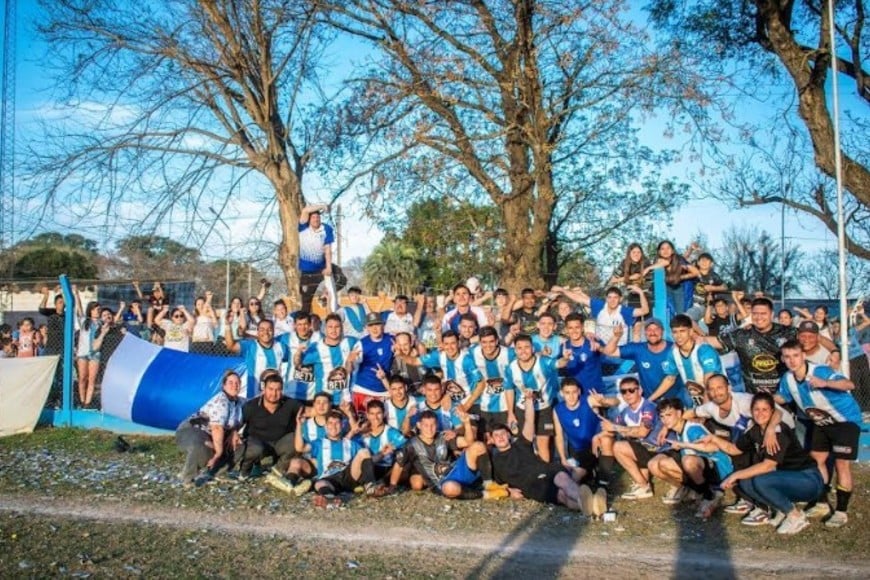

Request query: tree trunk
[
  {"left": 760, "top": 2, "right": 870, "bottom": 207},
  {"left": 263, "top": 159, "right": 303, "bottom": 308},
  {"left": 499, "top": 191, "right": 549, "bottom": 293}
]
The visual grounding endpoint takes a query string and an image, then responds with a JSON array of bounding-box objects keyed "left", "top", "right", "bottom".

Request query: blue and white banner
[{"left": 102, "top": 335, "right": 245, "bottom": 430}]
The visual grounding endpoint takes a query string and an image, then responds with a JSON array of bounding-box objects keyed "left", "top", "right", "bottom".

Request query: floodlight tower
[{"left": 0, "top": 0, "right": 16, "bottom": 280}]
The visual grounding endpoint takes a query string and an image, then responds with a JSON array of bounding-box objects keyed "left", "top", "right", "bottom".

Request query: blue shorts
[{"left": 440, "top": 453, "right": 479, "bottom": 488}]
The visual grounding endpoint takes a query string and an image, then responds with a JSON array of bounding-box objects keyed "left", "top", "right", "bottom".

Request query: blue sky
[{"left": 3, "top": 2, "right": 856, "bottom": 281}]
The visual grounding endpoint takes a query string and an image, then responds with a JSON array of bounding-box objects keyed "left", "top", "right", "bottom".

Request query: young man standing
[{"left": 777, "top": 341, "right": 860, "bottom": 528}]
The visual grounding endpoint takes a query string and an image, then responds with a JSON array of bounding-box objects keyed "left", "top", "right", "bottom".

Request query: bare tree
[
  {"left": 649, "top": 0, "right": 870, "bottom": 257},
  {"left": 320, "top": 0, "right": 688, "bottom": 290},
  {"left": 716, "top": 226, "right": 802, "bottom": 297},
  {"left": 799, "top": 250, "right": 870, "bottom": 297},
  {"left": 27, "top": 0, "right": 336, "bottom": 301}
]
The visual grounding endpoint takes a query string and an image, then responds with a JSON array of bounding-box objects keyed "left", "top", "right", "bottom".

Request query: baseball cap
[
  {"left": 365, "top": 312, "right": 384, "bottom": 326},
  {"left": 797, "top": 320, "right": 819, "bottom": 334},
  {"left": 645, "top": 318, "right": 664, "bottom": 330}
]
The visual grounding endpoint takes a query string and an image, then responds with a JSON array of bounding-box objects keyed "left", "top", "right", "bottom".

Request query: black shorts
[
  {"left": 628, "top": 439, "right": 672, "bottom": 468},
  {"left": 810, "top": 421, "right": 860, "bottom": 460},
  {"left": 516, "top": 406, "right": 555, "bottom": 436},
  {"left": 373, "top": 463, "right": 392, "bottom": 481},
  {"left": 320, "top": 466, "right": 359, "bottom": 493},
  {"left": 566, "top": 447, "right": 597, "bottom": 473},
  {"left": 478, "top": 411, "right": 509, "bottom": 435}
]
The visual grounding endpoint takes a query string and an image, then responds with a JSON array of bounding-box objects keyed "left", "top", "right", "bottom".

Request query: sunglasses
[
  {"left": 172, "top": 314, "right": 184, "bottom": 319},
  {"left": 619, "top": 387, "right": 638, "bottom": 394},
  {"left": 249, "top": 301, "right": 260, "bottom": 306}
]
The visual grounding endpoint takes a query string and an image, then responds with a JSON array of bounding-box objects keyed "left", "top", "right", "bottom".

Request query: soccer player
[
  {"left": 668, "top": 314, "right": 723, "bottom": 407},
  {"left": 420, "top": 330, "right": 483, "bottom": 408},
  {"left": 295, "top": 313, "right": 356, "bottom": 406},
  {"left": 553, "top": 378, "right": 600, "bottom": 485},
  {"left": 224, "top": 318, "right": 289, "bottom": 399},
  {"left": 555, "top": 284, "right": 649, "bottom": 345},
  {"left": 776, "top": 340, "right": 860, "bottom": 528},
  {"left": 602, "top": 318, "right": 680, "bottom": 404},
  {"left": 653, "top": 398, "right": 734, "bottom": 518},
  {"left": 348, "top": 312, "right": 395, "bottom": 414},
  {"left": 466, "top": 326, "right": 517, "bottom": 438},
  {"left": 359, "top": 399, "right": 407, "bottom": 482},
  {"left": 503, "top": 333, "right": 560, "bottom": 463},
  {"left": 558, "top": 313, "right": 608, "bottom": 395},
  {"left": 384, "top": 374, "right": 418, "bottom": 436}
]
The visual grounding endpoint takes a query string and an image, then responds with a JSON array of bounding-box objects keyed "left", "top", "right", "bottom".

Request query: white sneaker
[
  {"left": 741, "top": 507, "right": 769, "bottom": 526},
  {"left": 768, "top": 510, "right": 786, "bottom": 528},
  {"left": 264, "top": 473, "right": 295, "bottom": 495},
  {"left": 621, "top": 483, "right": 654, "bottom": 500},
  {"left": 825, "top": 510, "right": 848, "bottom": 528},
  {"left": 695, "top": 490, "right": 724, "bottom": 519},
  {"left": 662, "top": 485, "right": 687, "bottom": 505},
  {"left": 805, "top": 503, "right": 832, "bottom": 519},
  {"left": 724, "top": 499, "right": 753, "bottom": 515},
  {"left": 777, "top": 511, "right": 811, "bottom": 535},
  {"left": 593, "top": 488, "right": 608, "bottom": 518}
]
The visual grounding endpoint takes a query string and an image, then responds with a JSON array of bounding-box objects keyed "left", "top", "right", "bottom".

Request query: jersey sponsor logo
[
  {"left": 805, "top": 407, "right": 837, "bottom": 427},
  {"left": 444, "top": 380, "right": 465, "bottom": 402},
  {"left": 485, "top": 377, "right": 504, "bottom": 395},
  {"left": 572, "top": 418, "right": 580, "bottom": 427},
  {"left": 641, "top": 362, "right": 651, "bottom": 369},
  {"left": 326, "top": 367, "right": 349, "bottom": 393},
  {"left": 686, "top": 381, "right": 704, "bottom": 407},
  {"left": 294, "top": 364, "right": 315, "bottom": 383},
  {"left": 322, "top": 460, "right": 348, "bottom": 478},
  {"left": 751, "top": 353, "right": 778, "bottom": 373}
]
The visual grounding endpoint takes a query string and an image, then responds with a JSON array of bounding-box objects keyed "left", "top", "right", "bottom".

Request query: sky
[{"left": 2, "top": 2, "right": 860, "bottom": 287}]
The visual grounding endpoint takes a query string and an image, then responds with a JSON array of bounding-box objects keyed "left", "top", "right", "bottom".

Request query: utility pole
[{"left": 335, "top": 203, "right": 342, "bottom": 266}]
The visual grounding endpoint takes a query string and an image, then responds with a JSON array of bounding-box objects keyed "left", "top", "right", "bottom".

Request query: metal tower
[{"left": 0, "top": 0, "right": 16, "bottom": 279}]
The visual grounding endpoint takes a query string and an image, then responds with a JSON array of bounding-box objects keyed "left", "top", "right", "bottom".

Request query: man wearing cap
[
  {"left": 602, "top": 318, "right": 679, "bottom": 404},
  {"left": 298, "top": 203, "right": 347, "bottom": 313},
  {"left": 383, "top": 294, "right": 416, "bottom": 335},
  {"left": 347, "top": 311, "right": 395, "bottom": 414},
  {"left": 797, "top": 321, "right": 832, "bottom": 365}
]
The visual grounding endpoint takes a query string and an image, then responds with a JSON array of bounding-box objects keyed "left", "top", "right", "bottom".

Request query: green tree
[
  {"left": 1, "top": 232, "right": 100, "bottom": 280},
  {"left": 363, "top": 239, "right": 422, "bottom": 296}
]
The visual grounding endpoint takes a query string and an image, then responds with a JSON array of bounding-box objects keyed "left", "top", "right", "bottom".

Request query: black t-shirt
[
  {"left": 736, "top": 423, "right": 816, "bottom": 472},
  {"left": 242, "top": 395, "right": 296, "bottom": 442},
  {"left": 692, "top": 270, "right": 724, "bottom": 304},
  {"left": 718, "top": 323, "right": 796, "bottom": 394},
  {"left": 39, "top": 308, "right": 66, "bottom": 355},
  {"left": 515, "top": 309, "right": 539, "bottom": 335},
  {"left": 707, "top": 315, "right": 735, "bottom": 339},
  {"left": 492, "top": 436, "right": 560, "bottom": 502}
]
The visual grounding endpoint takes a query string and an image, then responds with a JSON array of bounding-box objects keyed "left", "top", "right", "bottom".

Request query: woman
[
  {"left": 796, "top": 305, "right": 832, "bottom": 340},
  {"left": 155, "top": 305, "right": 194, "bottom": 352},
  {"left": 191, "top": 292, "right": 219, "bottom": 353},
  {"left": 415, "top": 295, "right": 441, "bottom": 350},
  {"left": 679, "top": 392, "right": 823, "bottom": 535},
  {"left": 75, "top": 296, "right": 103, "bottom": 408},
  {"left": 609, "top": 243, "right": 652, "bottom": 310},
  {"left": 652, "top": 240, "right": 693, "bottom": 316},
  {"left": 241, "top": 297, "right": 266, "bottom": 339},
  {"left": 175, "top": 370, "right": 246, "bottom": 486},
  {"left": 218, "top": 296, "right": 245, "bottom": 344}
]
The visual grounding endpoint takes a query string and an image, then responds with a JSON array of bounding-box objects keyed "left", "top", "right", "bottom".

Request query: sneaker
[
  {"left": 270, "top": 466, "right": 285, "bottom": 479},
  {"left": 741, "top": 507, "right": 770, "bottom": 526},
  {"left": 292, "top": 479, "right": 312, "bottom": 496},
  {"left": 695, "top": 491, "right": 723, "bottom": 519},
  {"left": 777, "top": 511, "right": 810, "bottom": 535},
  {"left": 593, "top": 488, "right": 608, "bottom": 518},
  {"left": 264, "top": 473, "right": 295, "bottom": 495},
  {"left": 805, "top": 503, "right": 832, "bottom": 519},
  {"left": 313, "top": 494, "right": 343, "bottom": 509},
  {"left": 579, "top": 484, "right": 595, "bottom": 516},
  {"left": 621, "top": 483, "right": 654, "bottom": 500},
  {"left": 768, "top": 510, "right": 786, "bottom": 528},
  {"left": 662, "top": 485, "right": 687, "bottom": 505},
  {"left": 365, "top": 482, "right": 389, "bottom": 498},
  {"left": 484, "top": 481, "right": 509, "bottom": 493},
  {"left": 825, "top": 510, "right": 848, "bottom": 528},
  {"left": 724, "top": 499, "right": 753, "bottom": 515}
]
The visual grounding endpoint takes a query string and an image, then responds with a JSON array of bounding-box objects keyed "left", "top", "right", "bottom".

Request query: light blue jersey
[
  {"left": 468, "top": 345, "right": 515, "bottom": 413},
  {"left": 309, "top": 436, "right": 362, "bottom": 478},
  {"left": 282, "top": 331, "right": 321, "bottom": 400},
  {"left": 301, "top": 337, "right": 357, "bottom": 405},
  {"left": 361, "top": 426, "right": 407, "bottom": 466},
  {"left": 532, "top": 334, "right": 563, "bottom": 358},
  {"left": 778, "top": 363, "right": 862, "bottom": 426},
  {"left": 420, "top": 350, "right": 483, "bottom": 404},
  {"left": 675, "top": 422, "right": 734, "bottom": 481},
  {"left": 670, "top": 342, "right": 722, "bottom": 407},
  {"left": 503, "top": 355, "right": 559, "bottom": 410},
  {"left": 385, "top": 398, "right": 418, "bottom": 432},
  {"left": 239, "top": 339, "right": 288, "bottom": 399}
]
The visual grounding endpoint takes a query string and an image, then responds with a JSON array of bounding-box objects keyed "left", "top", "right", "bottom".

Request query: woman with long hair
[
  {"left": 74, "top": 293, "right": 103, "bottom": 408},
  {"left": 241, "top": 296, "right": 267, "bottom": 339},
  {"left": 190, "top": 291, "right": 219, "bottom": 353},
  {"left": 651, "top": 240, "right": 693, "bottom": 316}
]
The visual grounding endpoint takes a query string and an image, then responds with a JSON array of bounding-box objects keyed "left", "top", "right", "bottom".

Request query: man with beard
[
  {"left": 602, "top": 318, "right": 679, "bottom": 403},
  {"left": 700, "top": 297, "right": 796, "bottom": 395},
  {"left": 239, "top": 371, "right": 297, "bottom": 479},
  {"left": 347, "top": 312, "right": 395, "bottom": 414},
  {"left": 466, "top": 326, "right": 517, "bottom": 438},
  {"left": 420, "top": 330, "right": 483, "bottom": 413},
  {"left": 224, "top": 318, "right": 290, "bottom": 399}
]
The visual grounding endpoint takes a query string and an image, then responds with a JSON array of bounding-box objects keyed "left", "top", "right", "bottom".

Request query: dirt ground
[{"left": 0, "top": 428, "right": 868, "bottom": 578}]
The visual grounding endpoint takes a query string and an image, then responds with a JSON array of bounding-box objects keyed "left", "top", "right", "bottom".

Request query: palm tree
[{"left": 363, "top": 240, "right": 422, "bottom": 295}]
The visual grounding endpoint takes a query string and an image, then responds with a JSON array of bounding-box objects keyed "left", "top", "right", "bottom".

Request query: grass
[{"left": 0, "top": 426, "right": 868, "bottom": 577}]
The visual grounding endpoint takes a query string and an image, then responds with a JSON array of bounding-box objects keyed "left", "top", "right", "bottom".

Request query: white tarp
[{"left": 0, "top": 355, "right": 58, "bottom": 437}]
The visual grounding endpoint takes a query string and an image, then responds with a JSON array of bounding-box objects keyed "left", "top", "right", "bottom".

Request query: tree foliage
[
  {"left": 30, "top": 0, "right": 336, "bottom": 301},
  {"left": 322, "top": 0, "right": 689, "bottom": 290},
  {"left": 363, "top": 238, "right": 422, "bottom": 295},
  {"left": 648, "top": 0, "right": 870, "bottom": 258},
  {"left": 798, "top": 250, "right": 870, "bottom": 298},
  {"left": 0, "top": 232, "right": 99, "bottom": 280}
]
